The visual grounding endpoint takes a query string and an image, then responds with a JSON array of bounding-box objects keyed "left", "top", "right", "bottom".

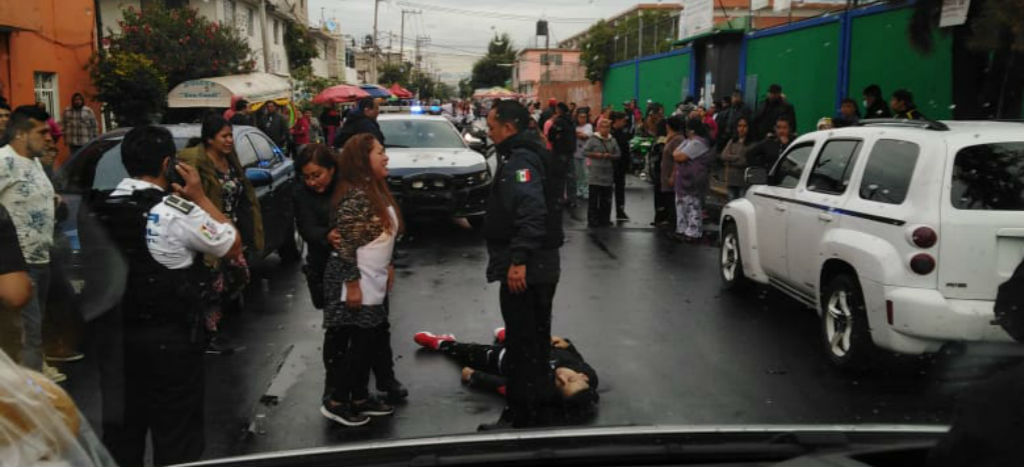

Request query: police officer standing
[
  {"left": 482, "top": 100, "right": 564, "bottom": 429},
  {"left": 93, "top": 126, "right": 241, "bottom": 466}
]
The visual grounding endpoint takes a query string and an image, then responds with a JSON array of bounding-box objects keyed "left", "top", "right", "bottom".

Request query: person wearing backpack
[{"left": 481, "top": 100, "right": 564, "bottom": 429}]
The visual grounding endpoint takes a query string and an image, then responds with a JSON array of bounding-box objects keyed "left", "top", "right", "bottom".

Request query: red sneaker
[
  {"left": 494, "top": 327, "right": 506, "bottom": 344},
  {"left": 414, "top": 331, "right": 455, "bottom": 350}
]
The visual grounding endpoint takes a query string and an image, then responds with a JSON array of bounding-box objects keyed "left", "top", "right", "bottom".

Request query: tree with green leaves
[
  {"left": 291, "top": 65, "right": 345, "bottom": 104},
  {"left": 471, "top": 33, "right": 517, "bottom": 89},
  {"left": 89, "top": 51, "right": 167, "bottom": 125},
  {"left": 101, "top": 4, "right": 255, "bottom": 90},
  {"left": 457, "top": 77, "right": 474, "bottom": 98},
  {"left": 580, "top": 20, "right": 615, "bottom": 83},
  {"left": 379, "top": 62, "right": 413, "bottom": 87},
  {"left": 284, "top": 21, "right": 320, "bottom": 71}
]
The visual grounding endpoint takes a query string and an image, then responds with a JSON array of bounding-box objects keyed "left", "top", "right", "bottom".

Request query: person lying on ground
[{"left": 413, "top": 329, "right": 599, "bottom": 422}]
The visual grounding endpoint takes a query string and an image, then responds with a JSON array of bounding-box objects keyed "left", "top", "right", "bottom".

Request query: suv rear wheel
[
  {"left": 720, "top": 222, "right": 748, "bottom": 290},
  {"left": 820, "top": 273, "right": 875, "bottom": 370}
]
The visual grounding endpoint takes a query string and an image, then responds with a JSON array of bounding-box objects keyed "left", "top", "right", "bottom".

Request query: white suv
[{"left": 719, "top": 120, "right": 1022, "bottom": 369}]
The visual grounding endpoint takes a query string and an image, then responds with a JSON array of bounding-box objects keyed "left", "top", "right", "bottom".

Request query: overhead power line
[{"left": 395, "top": 0, "right": 597, "bottom": 23}]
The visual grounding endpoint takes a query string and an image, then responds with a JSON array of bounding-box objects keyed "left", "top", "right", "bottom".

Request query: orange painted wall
[{"left": 0, "top": 0, "right": 101, "bottom": 166}]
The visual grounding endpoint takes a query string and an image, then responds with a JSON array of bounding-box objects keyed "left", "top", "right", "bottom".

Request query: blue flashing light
[{"left": 410, "top": 105, "right": 424, "bottom": 114}]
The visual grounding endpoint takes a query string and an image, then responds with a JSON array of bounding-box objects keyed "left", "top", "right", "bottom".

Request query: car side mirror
[
  {"left": 744, "top": 167, "right": 767, "bottom": 186},
  {"left": 245, "top": 168, "right": 273, "bottom": 187}
]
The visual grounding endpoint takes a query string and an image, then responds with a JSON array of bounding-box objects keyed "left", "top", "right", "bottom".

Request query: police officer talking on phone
[
  {"left": 93, "top": 125, "right": 241, "bottom": 466},
  {"left": 482, "top": 100, "right": 564, "bottom": 429}
]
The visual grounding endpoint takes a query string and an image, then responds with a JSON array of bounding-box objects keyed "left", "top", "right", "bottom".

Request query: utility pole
[
  {"left": 415, "top": 35, "right": 430, "bottom": 74},
  {"left": 400, "top": 10, "right": 420, "bottom": 65},
  {"left": 372, "top": 0, "right": 380, "bottom": 82}
]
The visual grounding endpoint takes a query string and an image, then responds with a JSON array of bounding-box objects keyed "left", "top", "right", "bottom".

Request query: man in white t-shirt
[{"left": 0, "top": 105, "right": 57, "bottom": 374}]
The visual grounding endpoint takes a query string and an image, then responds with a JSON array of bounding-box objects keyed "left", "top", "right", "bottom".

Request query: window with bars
[
  {"left": 33, "top": 72, "right": 57, "bottom": 116},
  {"left": 247, "top": 7, "right": 254, "bottom": 36},
  {"left": 223, "top": 0, "right": 236, "bottom": 26}
]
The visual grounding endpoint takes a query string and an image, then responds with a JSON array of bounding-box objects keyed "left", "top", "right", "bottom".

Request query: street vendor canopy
[
  {"left": 167, "top": 72, "right": 291, "bottom": 108},
  {"left": 473, "top": 86, "right": 519, "bottom": 99}
]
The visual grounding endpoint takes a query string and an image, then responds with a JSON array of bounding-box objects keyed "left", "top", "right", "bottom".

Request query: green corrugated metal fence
[{"left": 848, "top": 7, "right": 952, "bottom": 120}]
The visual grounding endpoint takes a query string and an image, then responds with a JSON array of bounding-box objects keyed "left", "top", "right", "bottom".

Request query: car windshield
[
  {"left": 15, "top": 2, "right": 1024, "bottom": 467},
  {"left": 378, "top": 119, "right": 465, "bottom": 148}
]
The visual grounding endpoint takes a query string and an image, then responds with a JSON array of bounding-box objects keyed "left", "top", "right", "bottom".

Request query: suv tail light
[
  {"left": 911, "top": 226, "right": 937, "bottom": 248},
  {"left": 910, "top": 253, "right": 936, "bottom": 275}
]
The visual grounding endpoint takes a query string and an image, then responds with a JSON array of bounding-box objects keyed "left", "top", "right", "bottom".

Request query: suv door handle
[
  {"left": 818, "top": 213, "right": 834, "bottom": 222},
  {"left": 774, "top": 204, "right": 786, "bottom": 212}
]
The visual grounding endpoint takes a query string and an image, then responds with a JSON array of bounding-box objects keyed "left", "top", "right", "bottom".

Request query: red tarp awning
[
  {"left": 388, "top": 83, "right": 414, "bottom": 99},
  {"left": 313, "top": 84, "right": 370, "bottom": 104}
]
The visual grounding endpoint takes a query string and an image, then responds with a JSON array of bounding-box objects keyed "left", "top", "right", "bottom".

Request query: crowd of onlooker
[{"left": 520, "top": 82, "right": 927, "bottom": 242}]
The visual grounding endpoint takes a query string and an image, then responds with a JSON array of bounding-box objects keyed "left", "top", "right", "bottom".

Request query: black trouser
[
  {"left": 499, "top": 282, "right": 557, "bottom": 427},
  {"left": 653, "top": 187, "right": 676, "bottom": 225},
  {"left": 613, "top": 159, "right": 628, "bottom": 212},
  {"left": 443, "top": 341, "right": 506, "bottom": 374},
  {"left": 324, "top": 322, "right": 390, "bottom": 403},
  {"left": 103, "top": 322, "right": 204, "bottom": 466},
  {"left": 587, "top": 185, "right": 613, "bottom": 226}
]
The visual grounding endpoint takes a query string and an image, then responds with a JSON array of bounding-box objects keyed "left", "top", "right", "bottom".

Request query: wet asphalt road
[{"left": 65, "top": 177, "right": 976, "bottom": 461}]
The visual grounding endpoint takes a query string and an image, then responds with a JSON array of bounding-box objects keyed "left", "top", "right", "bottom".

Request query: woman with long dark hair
[
  {"left": 671, "top": 117, "right": 713, "bottom": 242},
  {"left": 293, "top": 144, "right": 407, "bottom": 405},
  {"left": 718, "top": 116, "right": 755, "bottom": 200},
  {"left": 177, "top": 115, "right": 263, "bottom": 351},
  {"left": 320, "top": 134, "right": 403, "bottom": 426}
]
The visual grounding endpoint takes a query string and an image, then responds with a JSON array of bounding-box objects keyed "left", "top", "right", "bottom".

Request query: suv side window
[
  {"left": 806, "top": 140, "right": 862, "bottom": 195},
  {"left": 770, "top": 143, "right": 815, "bottom": 189},
  {"left": 951, "top": 142, "right": 1024, "bottom": 210},
  {"left": 859, "top": 139, "right": 919, "bottom": 205}
]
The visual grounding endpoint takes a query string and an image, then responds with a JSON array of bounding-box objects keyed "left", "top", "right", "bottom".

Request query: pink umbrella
[
  {"left": 388, "top": 83, "right": 414, "bottom": 99},
  {"left": 313, "top": 84, "right": 370, "bottom": 104}
]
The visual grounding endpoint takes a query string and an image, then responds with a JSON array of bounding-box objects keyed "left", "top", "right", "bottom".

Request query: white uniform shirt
[{"left": 110, "top": 178, "right": 237, "bottom": 270}]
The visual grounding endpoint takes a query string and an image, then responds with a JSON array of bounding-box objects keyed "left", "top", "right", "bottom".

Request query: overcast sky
[{"left": 307, "top": 0, "right": 657, "bottom": 82}]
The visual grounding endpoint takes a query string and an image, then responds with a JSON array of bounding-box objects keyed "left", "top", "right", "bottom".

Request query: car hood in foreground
[
  {"left": 385, "top": 147, "right": 487, "bottom": 176},
  {"left": 176, "top": 424, "right": 948, "bottom": 467}
]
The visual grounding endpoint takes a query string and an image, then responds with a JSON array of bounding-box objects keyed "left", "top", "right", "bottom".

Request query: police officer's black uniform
[
  {"left": 92, "top": 185, "right": 224, "bottom": 466},
  {"left": 483, "top": 130, "right": 564, "bottom": 427}
]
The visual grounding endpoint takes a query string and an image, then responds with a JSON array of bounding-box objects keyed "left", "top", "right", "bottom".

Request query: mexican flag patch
[{"left": 515, "top": 169, "right": 532, "bottom": 183}]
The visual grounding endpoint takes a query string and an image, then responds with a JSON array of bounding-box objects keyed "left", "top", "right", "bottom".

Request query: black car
[{"left": 53, "top": 124, "right": 301, "bottom": 291}]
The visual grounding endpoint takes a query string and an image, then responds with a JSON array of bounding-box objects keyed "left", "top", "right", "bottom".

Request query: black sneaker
[
  {"left": 204, "top": 335, "right": 236, "bottom": 356},
  {"left": 377, "top": 380, "right": 409, "bottom": 402},
  {"left": 617, "top": 210, "right": 629, "bottom": 220},
  {"left": 353, "top": 397, "right": 395, "bottom": 416},
  {"left": 320, "top": 403, "right": 370, "bottom": 427}
]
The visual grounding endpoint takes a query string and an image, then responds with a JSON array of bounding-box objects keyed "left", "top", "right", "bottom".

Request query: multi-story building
[
  {"left": 99, "top": 0, "right": 310, "bottom": 77},
  {"left": 0, "top": 0, "right": 101, "bottom": 164},
  {"left": 512, "top": 48, "right": 586, "bottom": 101}
]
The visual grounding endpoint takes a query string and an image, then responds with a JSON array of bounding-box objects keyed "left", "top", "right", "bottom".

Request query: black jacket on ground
[
  {"left": 463, "top": 339, "right": 599, "bottom": 394},
  {"left": 752, "top": 99, "right": 796, "bottom": 139},
  {"left": 484, "top": 132, "right": 562, "bottom": 285},
  {"left": 332, "top": 110, "right": 385, "bottom": 149}
]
